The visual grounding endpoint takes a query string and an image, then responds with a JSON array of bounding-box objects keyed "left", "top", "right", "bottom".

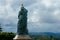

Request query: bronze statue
[{"left": 17, "top": 4, "right": 28, "bottom": 35}]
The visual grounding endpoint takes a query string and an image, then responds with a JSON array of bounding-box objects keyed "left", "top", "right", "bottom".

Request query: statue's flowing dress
[{"left": 17, "top": 8, "right": 28, "bottom": 35}]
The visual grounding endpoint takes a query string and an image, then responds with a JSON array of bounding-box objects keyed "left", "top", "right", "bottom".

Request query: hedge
[{"left": 0, "top": 32, "right": 15, "bottom": 40}]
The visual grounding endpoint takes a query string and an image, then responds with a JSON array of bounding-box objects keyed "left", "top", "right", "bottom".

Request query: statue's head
[{"left": 21, "top": 4, "right": 24, "bottom": 10}]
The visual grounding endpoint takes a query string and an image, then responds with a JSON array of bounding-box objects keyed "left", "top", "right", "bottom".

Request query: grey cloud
[
  {"left": 0, "top": 0, "right": 60, "bottom": 33},
  {"left": 0, "top": 0, "right": 6, "bottom": 6},
  {"left": 10, "top": 0, "right": 36, "bottom": 12},
  {"left": 27, "top": 0, "right": 60, "bottom": 33}
]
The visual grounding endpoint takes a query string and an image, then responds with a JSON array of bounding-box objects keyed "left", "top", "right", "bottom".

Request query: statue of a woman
[{"left": 17, "top": 4, "right": 28, "bottom": 35}]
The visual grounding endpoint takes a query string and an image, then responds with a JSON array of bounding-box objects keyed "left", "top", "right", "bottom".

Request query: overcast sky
[{"left": 0, "top": 0, "right": 60, "bottom": 33}]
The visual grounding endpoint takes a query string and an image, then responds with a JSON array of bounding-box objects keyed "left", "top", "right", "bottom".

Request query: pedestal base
[{"left": 13, "top": 35, "right": 32, "bottom": 40}]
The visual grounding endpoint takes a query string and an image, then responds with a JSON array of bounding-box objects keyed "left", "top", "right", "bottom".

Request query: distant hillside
[{"left": 29, "top": 32, "right": 60, "bottom": 37}]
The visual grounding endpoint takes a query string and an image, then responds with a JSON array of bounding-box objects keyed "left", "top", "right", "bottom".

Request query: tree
[{"left": 0, "top": 24, "right": 2, "bottom": 32}]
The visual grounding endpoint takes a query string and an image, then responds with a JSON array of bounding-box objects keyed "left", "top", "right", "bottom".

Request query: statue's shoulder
[{"left": 24, "top": 8, "right": 28, "bottom": 12}]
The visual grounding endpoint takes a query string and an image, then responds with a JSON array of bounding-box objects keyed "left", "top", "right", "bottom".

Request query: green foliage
[
  {"left": 0, "top": 24, "right": 2, "bottom": 32},
  {"left": 31, "top": 35, "right": 60, "bottom": 40},
  {"left": 0, "top": 32, "right": 15, "bottom": 40},
  {"left": 0, "top": 32, "right": 60, "bottom": 40},
  {"left": 0, "top": 28, "right": 2, "bottom": 32}
]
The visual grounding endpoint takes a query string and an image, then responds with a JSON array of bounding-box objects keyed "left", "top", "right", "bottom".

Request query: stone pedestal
[{"left": 13, "top": 35, "right": 32, "bottom": 40}]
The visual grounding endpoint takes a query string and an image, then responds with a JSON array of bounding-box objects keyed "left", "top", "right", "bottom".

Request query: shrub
[{"left": 0, "top": 32, "right": 15, "bottom": 40}]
